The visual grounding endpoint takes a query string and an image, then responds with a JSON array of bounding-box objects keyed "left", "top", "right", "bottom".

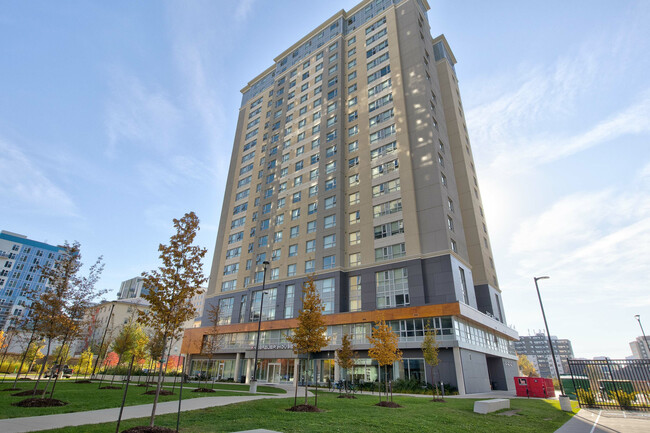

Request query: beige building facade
[{"left": 184, "top": 0, "right": 517, "bottom": 393}]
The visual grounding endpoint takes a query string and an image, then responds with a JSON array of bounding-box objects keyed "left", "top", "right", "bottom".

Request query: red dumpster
[{"left": 514, "top": 377, "right": 556, "bottom": 398}]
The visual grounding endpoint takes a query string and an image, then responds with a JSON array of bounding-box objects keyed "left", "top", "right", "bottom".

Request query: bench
[{"left": 473, "top": 398, "right": 510, "bottom": 414}]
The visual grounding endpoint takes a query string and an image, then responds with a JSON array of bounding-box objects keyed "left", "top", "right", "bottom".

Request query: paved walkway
[
  {"left": 554, "top": 408, "right": 650, "bottom": 433},
  {"left": 0, "top": 385, "right": 294, "bottom": 433}
]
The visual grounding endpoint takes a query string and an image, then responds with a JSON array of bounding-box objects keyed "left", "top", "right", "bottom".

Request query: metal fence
[{"left": 567, "top": 359, "right": 650, "bottom": 411}]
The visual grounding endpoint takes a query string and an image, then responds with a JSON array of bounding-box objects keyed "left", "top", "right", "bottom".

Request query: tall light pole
[
  {"left": 533, "top": 276, "right": 565, "bottom": 395},
  {"left": 634, "top": 315, "right": 649, "bottom": 358},
  {"left": 250, "top": 260, "right": 269, "bottom": 393}
]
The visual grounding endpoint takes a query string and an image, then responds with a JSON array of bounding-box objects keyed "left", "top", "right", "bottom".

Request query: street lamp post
[
  {"left": 250, "top": 261, "right": 269, "bottom": 393},
  {"left": 634, "top": 315, "right": 649, "bottom": 358},
  {"left": 533, "top": 276, "right": 566, "bottom": 396}
]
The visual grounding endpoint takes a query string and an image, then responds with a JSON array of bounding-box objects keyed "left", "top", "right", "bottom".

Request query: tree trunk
[
  {"left": 293, "top": 359, "right": 299, "bottom": 407},
  {"left": 149, "top": 333, "right": 167, "bottom": 427},
  {"left": 304, "top": 354, "right": 309, "bottom": 405},
  {"left": 116, "top": 355, "right": 136, "bottom": 433},
  {"left": 378, "top": 365, "right": 381, "bottom": 403},
  {"left": 314, "top": 361, "right": 318, "bottom": 407},
  {"left": 385, "top": 368, "right": 389, "bottom": 402},
  {"left": 33, "top": 338, "right": 52, "bottom": 394},
  {"left": 48, "top": 334, "right": 71, "bottom": 398},
  {"left": 12, "top": 340, "right": 34, "bottom": 389}
]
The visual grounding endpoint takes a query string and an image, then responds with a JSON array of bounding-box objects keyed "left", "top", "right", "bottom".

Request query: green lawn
[
  {"left": 39, "top": 392, "right": 578, "bottom": 433},
  {"left": 0, "top": 380, "right": 253, "bottom": 419}
]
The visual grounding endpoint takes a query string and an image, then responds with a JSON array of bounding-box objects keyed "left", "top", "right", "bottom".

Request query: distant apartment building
[
  {"left": 514, "top": 333, "right": 574, "bottom": 378},
  {"left": 630, "top": 336, "right": 649, "bottom": 360},
  {"left": 0, "top": 230, "right": 66, "bottom": 332},
  {"left": 117, "top": 276, "right": 148, "bottom": 300},
  {"left": 182, "top": 0, "right": 518, "bottom": 394}
]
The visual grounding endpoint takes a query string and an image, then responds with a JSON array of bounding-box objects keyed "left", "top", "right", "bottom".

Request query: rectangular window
[
  {"left": 459, "top": 267, "right": 469, "bottom": 304},
  {"left": 369, "top": 124, "right": 396, "bottom": 143},
  {"left": 250, "top": 288, "right": 277, "bottom": 321},
  {"left": 324, "top": 214, "right": 336, "bottom": 228},
  {"left": 308, "top": 202, "right": 318, "bottom": 214},
  {"left": 349, "top": 276, "right": 362, "bottom": 312},
  {"left": 217, "top": 297, "right": 235, "bottom": 325},
  {"left": 305, "top": 260, "right": 315, "bottom": 273},
  {"left": 367, "top": 65, "right": 391, "bottom": 84},
  {"left": 307, "top": 220, "right": 317, "bottom": 233},
  {"left": 349, "top": 252, "right": 361, "bottom": 267},
  {"left": 348, "top": 140, "right": 359, "bottom": 152},
  {"left": 368, "top": 78, "right": 392, "bottom": 97},
  {"left": 324, "top": 195, "right": 336, "bottom": 209},
  {"left": 323, "top": 255, "right": 336, "bottom": 270},
  {"left": 284, "top": 284, "right": 295, "bottom": 318},
  {"left": 373, "top": 198, "right": 402, "bottom": 218},
  {"left": 369, "top": 93, "right": 393, "bottom": 112},
  {"left": 349, "top": 210, "right": 360, "bottom": 224},
  {"left": 287, "top": 264, "right": 297, "bottom": 277},
  {"left": 367, "top": 52, "right": 389, "bottom": 70},
  {"left": 370, "top": 141, "right": 397, "bottom": 160},
  {"left": 375, "top": 243, "right": 406, "bottom": 262},
  {"left": 349, "top": 231, "right": 361, "bottom": 245},
  {"left": 374, "top": 220, "right": 404, "bottom": 239},
  {"left": 325, "top": 178, "right": 336, "bottom": 191},
  {"left": 290, "top": 226, "right": 299, "bottom": 238},
  {"left": 371, "top": 159, "right": 399, "bottom": 178},
  {"left": 376, "top": 267, "right": 409, "bottom": 309},
  {"left": 326, "top": 161, "right": 336, "bottom": 174},
  {"left": 306, "top": 239, "right": 316, "bottom": 253},
  {"left": 314, "top": 278, "right": 335, "bottom": 314},
  {"left": 289, "top": 244, "right": 298, "bottom": 257},
  {"left": 323, "top": 234, "right": 336, "bottom": 249},
  {"left": 221, "top": 280, "right": 237, "bottom": 292}
]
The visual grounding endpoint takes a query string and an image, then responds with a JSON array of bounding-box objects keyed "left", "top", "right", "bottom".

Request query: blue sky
[{"left": 1, "top": 1, "right": 649, "bottom": 359}]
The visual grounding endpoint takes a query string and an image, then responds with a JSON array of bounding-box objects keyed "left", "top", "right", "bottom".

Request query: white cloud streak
[{"left": 0, "top": 139, "right": 78, "bottom": 216}]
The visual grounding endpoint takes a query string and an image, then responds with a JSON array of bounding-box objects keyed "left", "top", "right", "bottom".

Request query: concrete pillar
[
  {"left": 293, "top": 357, "right": 300, "bottom": 389},
  {"left": 453, "top": 347, "right": 466, "bottom": 395},
  {"left": 234, "top": 353, "right": 241, "bottom": 382},
  {"left": 334, "top": 352, "right": 340, "bottom": 382},
  {"left": 245, "top": 358, "right": 253, "bottom": 384}
]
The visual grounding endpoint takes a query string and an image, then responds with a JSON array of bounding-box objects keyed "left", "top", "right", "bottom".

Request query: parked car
[{"left": 44, "top": 364, "right": 73, "bottom": 378}]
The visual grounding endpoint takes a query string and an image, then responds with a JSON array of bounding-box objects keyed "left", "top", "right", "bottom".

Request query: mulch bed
[
  {"left": 286, "top": 404, "right": 324, "bottom": 412},
  {"left": 121, "top": 427, "right": 176, "bottom": 433},
  {"left": 0, "top": 388, "right": 21, "bottom": 392},
  {"left": 11, "top": 389, "right": 44, "bottom": 397},
  {"left": 143, "top": 389, "right": 174, "bottom": 395},
  {"left": 12, "top": 398, "right": 68, "bottom": 407},
  {"left": 375, "top": 401, "right": 403, "bottom": 408},
  {"left": 192, "top": 388, "right": 216, "bottom": 393},
  {"left": 99, "top": 386, "right": 122, "bottom": 390},
  {"left": 75, "top": 380, "right": 93, "bottom": 384},
  {"left": 136, "top": 383, "right": 150, "bottom": 387},
  {"left": 337, "top": 394, "right": 357, "bottom": 399},
  {"left": 429, "top": 398, "right": 446, "bottom": 403}
]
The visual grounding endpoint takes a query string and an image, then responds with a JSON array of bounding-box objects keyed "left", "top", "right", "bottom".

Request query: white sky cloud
[{"left": 0, "top": 139, "right": 78, "bottom": 217}]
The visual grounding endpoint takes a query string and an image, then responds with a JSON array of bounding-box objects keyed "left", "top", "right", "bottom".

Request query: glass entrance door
[{"left": 267, "top": 363, "right": 281, "bottom": 383}]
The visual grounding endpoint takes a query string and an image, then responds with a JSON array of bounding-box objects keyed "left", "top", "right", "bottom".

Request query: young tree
[
  {"left": 109, "top": 321, "right": 146, "bottom": 386},
  {"left": 421, "top": 325, "right": 441, "bottom": 400},
  {"left": 336, "top": 334, "right": 357, "bottom": 395},
  {"left": 517, "top": 354, "right": 538, "bottom": 377},
  {"left": 368, "top": 318, "right": 402, "bottom": 403},
  {"left": 137, "top": 212, "right": 207, "bottom": 428},
  {"left": 286, "top": 278, "right": 329, "bottom": 408},
  {"left": 29, "top": 241, "right": 104, "bottom": 397},
  {"left": 201, "top": 303, "right": 223, "bottom": 388},
  {"left": 78, "top": 347, "right": 94, "bottom": 377}
]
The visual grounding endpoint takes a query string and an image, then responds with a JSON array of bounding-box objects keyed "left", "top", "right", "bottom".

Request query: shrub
[
  {"left": 609, "top": 390, "right": 636, "bottom": 408},
  {"left": 577, "top": 388, "right": 596, "bottom": 406}
]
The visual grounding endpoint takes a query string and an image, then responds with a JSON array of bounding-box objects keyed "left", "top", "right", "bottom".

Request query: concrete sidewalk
[
  {"left": 0, "top": 390, "right": 292, "bottom": 433},
  {"left": 554, "top": 408, "right": 650, "bottom": 433}
]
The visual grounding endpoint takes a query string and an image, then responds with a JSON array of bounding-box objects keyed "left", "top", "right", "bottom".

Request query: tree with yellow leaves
[
  {"left": 517, "top": 353, "right": 538, "bottom": 377},
  {"left": 368, "top": 317, "right": 402, "bottom": 404},
  {"left": 137, "top": 212, "right": 207, "bottom": 428},
  {"left": 286, "top": 277, "right": 329, "bottom": 409},
  {"left": 421, "top": 324, "right": 441, "bottom": 400},
  {"left": 336, "top": 333, "right": 357, "bottom": 395}
]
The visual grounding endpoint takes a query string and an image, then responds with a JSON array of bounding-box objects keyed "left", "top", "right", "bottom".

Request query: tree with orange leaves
[
  {"left": 286, "top": 277, "right": 329, "bottom": 409},
  {"left": 368, "top": 317, "right": 402, "bottom": 403}
]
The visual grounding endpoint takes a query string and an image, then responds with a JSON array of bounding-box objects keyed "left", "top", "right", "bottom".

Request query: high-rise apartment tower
[{"left": 183, "top": 0, "right": 518, "bottom": 394}]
